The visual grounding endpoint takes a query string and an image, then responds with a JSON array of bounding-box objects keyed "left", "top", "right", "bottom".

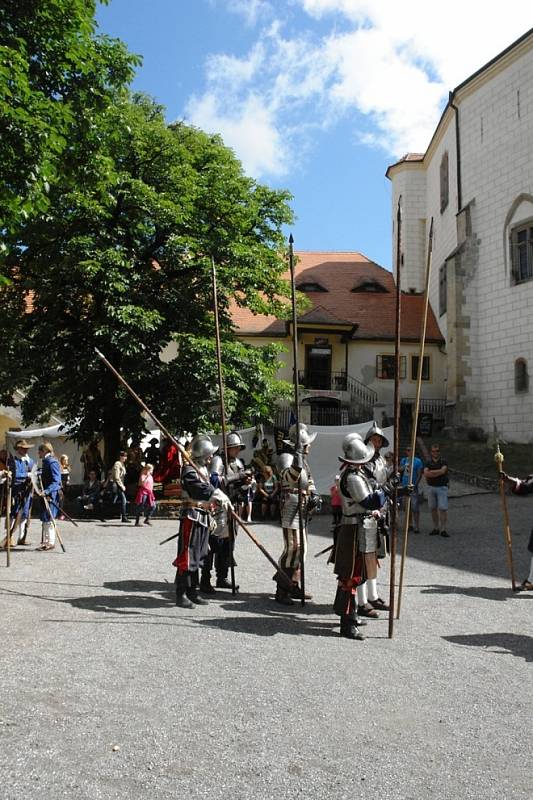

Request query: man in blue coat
[
  {"left": 37, "top": 442, "right": 62, "bottom": 551},
  {"left": 7, "top": 439, "right": 35, "bottom": 546}
]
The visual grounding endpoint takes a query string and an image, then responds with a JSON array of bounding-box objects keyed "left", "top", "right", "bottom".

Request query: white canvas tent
[
  {"left": 5, "top": 425, "right": 85, "bottom": 483},
  {"left": 215, "top": 421, "right": 393, "bottom": 495}
]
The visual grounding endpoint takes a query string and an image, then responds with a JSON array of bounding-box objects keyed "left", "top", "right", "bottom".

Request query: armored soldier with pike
[
  {"left": 275, "top": 423, "right": 321, "bottom": 606},
  {"left": 1, "top": 439, "right": 35, "bottom": 549},
  {"left": 173, "top": 435, "right": 231, "bottom": 608}
]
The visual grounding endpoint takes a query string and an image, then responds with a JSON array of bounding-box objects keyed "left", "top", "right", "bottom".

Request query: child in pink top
[{"left": 135, "top": 464, "right": 156, "bottom": 526}]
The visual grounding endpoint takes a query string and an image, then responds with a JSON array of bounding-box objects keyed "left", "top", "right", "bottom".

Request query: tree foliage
[
  {"left": 0, "top": 0, "right": 138, "bottom": 246},
  {"left": 1, "top": 91, "right": 294, "bottom": 461}
]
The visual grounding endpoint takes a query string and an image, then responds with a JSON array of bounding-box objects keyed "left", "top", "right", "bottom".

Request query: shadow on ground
[{"left": 444, "top": 632, "right": 533, "bottom": 662}]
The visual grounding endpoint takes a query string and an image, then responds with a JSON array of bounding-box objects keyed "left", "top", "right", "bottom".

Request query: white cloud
[
  {"left": 185, "top": 91, "right": 289, "bottom": 177},
  {"left": 222, "top": 0, "right": 273, "bottom": 26},
  {"left": 184, "top": 2, "right": 533, "bottom": 177}
]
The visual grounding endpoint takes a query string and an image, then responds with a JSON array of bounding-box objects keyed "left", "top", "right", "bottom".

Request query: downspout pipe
[{"left": 449, "top": 91, "right": 463, "bottom": 211}]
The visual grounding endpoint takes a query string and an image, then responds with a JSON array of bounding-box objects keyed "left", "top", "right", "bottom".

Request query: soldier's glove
[
  {"left": 212, "top": 488, "right": 232, "bottom": 510},
  {"left": 396, "top": 484, "right": 414, "bottom": 498},
  {"left": 308, "top": 493, "right": 322, "bottom": 512}
]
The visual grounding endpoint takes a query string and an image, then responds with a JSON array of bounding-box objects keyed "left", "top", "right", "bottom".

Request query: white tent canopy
[
  {"left": 6, "top": 424, "right": 85, "bottom": 483},
  {"left": 218, "top": 421, "right": 393, "bottom": 495}
]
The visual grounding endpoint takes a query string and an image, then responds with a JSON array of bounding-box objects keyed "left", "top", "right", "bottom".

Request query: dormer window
[
  {"left": 297, "top": 282, "right": 328, "bottom": 292},
  {"left": 351, "top": 280, "right": 388, "bottom": 293}
]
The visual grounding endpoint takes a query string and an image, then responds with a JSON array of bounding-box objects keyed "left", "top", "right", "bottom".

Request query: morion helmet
[
  {"left": 364, "top": 421, "right": 389, "bottom": 448},
  {"left": 339, "top": 432, "right": 375, "bottom": 465},
  {"left": 190, "top": 435, "right": 218, "bottom": 466}
]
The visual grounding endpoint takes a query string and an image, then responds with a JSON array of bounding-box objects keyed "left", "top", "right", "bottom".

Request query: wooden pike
[
  {"left": 493, "top": 419, "right": 517, "bottom": 591},
  {"left": 396, "top": 218, "right": 434, "bottom": 620},
  {"left": 211, "top": 256, "right": 237, "bottom": 595}
]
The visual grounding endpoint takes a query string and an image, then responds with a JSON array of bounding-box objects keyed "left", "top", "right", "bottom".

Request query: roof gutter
[{"left": 449, "top": 91, "right": 463, "bottom": 212}]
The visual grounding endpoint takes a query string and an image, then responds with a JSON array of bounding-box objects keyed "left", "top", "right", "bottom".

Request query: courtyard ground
[{"left": 1, "top": 487, "right": 532, "bottom": 800}]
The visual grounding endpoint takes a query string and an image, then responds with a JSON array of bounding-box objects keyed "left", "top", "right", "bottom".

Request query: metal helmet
[
  {"left": 339, "top": 433, "right": 375, "bottom": 465},
  {"left": 226, "top": 431, "right": 246, "bottom": 451},
  {"left": 190, "top": 434, "right": 218, "bottom": 466},
  {"left": 283, "top": 423, "right": 317, "bottom": 448},
  {"left": 364, "top": 421, "right": 390, "bottom": 448}
]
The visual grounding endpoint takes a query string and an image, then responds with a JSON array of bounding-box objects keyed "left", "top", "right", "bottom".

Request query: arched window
[{"left": 515, "top": 358, "right": 529, "bottom": 393}]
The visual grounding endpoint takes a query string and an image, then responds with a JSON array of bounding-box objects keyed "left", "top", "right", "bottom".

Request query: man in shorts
[{"left": 423, "top": 443, "right": 449, "bottom": 538}]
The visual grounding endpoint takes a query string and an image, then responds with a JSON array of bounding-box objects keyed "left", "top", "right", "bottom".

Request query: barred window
[
  {"left": 439, "top": 263, "right": 447, "bottom": 316},
  {"left": 515, "top": 358, "right": 529, "bottom": 393},
  {"left": 376, "top": 354, "right": 406, "bottom": 380},
  {"left": 411, "top": 355, "right": 431, "bottom": 381},
  {"left": 510, "top": 222, "right": 533, "bottom": 285},
  {"left": 440, "top": 151, "right": 449, "bottom": 213}
]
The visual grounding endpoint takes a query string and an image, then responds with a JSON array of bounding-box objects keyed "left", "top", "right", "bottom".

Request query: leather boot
[
  {"left": 135, "top": 517, "right": 141, "bottom": 527},
  {"left": 175, "top": 573, "right": 194, "bottom": 609},
  {"left": 200, "top": 568, "right": 216, "bottom": 594},
  {"left": 274, "top": 567, "right": 295, "bottom": 606},
  {"left": 186, "top": 571, "right": 208, "bottom": 605},
  {"left": 290, "top": 582, "right": 313, "bottom": 600},
  {"left": 340, "top": 615, "right": 364, "bottom": 640}
]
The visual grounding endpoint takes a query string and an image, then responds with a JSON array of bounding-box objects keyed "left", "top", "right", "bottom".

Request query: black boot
[
  {"left": 135, "top": 517, "right": 141, "bottom": 527},
  {"left": 186, "top": 571, "right": 208, "bottom": 605},
  {"left": 290, "top": 581, "right": 313, "bottom": 600},
  {"left": 274, "top": 567, "right": 295, "bottom": 606},
  {"left": 340, "top": 615, "right": 364, "bottom": 640},
  {"left": 175, "top": 573, "right": 194, "bottom": 609},
  {"left": 200, "top": 568, "right": 216, "bottom": 594}
]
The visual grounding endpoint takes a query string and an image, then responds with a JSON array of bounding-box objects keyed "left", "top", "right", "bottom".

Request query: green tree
[
  {"left": 1, "top": 94, "right": 294, "bottom": 462},
  {"left": 0, "top": 0, "right": 138, "bottom": 250}
]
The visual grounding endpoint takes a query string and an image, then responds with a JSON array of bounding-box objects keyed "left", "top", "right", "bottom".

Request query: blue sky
[{"left": 96, "top": 1, "right": 531, "bottom": 269}]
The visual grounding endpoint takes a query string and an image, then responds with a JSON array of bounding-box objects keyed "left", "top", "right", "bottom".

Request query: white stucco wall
[{"left": 389, "top": 35, "right": 533, "bottom": 441}]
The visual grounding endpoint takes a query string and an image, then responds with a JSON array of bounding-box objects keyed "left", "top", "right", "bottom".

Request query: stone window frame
[
  {"left": 509, "top": 219, "right": 533, "bottom": 286},
  {"left": 376, "top": 354, "right": 406, "bottom": 380},
  {"left": 515, "top": 358, "right": 529, "bottom": 394},
  {"left": 410, "top": 354, "right": 431, "bottom": 382}
]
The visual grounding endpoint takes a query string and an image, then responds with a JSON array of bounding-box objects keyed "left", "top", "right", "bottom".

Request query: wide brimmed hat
[
  {"left": 338, "top": 433, "right": 375, "bottom": 465},
  {"left": 15, "top": 439, "right": 34, "bottom": 449},
  {"left": 283, "top": 423, "right": 317, "bottom": 448},
  {"left": 364, "top": 421, "right": 389, "bottom": 448}
]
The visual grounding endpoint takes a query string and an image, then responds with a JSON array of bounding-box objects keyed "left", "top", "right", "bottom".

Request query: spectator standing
[
  {"left": 144, "top": 438, "right": 160, "bottom": 469},
  {"left": 424, "top": 443, "right": 449, "bottom": 537},
  {"left": 134, "top": 464, "right": 156, "bottom": 526},
  {"left": 58, "top": 454, "right": 70, "bottom": 520},
  {"left": 81, "top": 441, "right": 104, "bottom": 481},
  {"left": 399, "top": 446, "right": 424, "bottom": 533},
  {"left": 111, "top": 451, "right": 129, "bottom": 522},
  {"left": 258, "top": 466, "right": 279, "bottom": 519}
]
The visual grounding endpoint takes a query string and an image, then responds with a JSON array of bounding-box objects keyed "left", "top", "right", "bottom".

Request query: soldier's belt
[{"left": 177, "top": 500, "right": 213, "bottom": 510}]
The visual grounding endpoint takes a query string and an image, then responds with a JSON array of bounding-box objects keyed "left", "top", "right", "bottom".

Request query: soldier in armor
[
  {"left": 333, "top": 433, "right": 380, "bottom": 639},
  {"left": 356, "top": 422, "right": 394, "bottom": 618},
  {"left": 201, "top": 431, "right": 251, "bottom": 592},
  {"left": 275, "top": 423, "right": 321, "bottom": 606},
  {"left": 37, "top": 442, "right": 62, "bottom": 551},
  {"left": 173, "top": 435, "right": 230, "bottom": 608}
]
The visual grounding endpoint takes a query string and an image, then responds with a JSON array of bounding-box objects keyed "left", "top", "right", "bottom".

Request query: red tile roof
[{"left": 232, "top": 251, "right": 444, "bottom": 343}]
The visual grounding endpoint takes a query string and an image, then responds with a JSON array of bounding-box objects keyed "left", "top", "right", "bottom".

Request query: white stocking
[
  {"left": 367, "top": 577, "right": 379, "bottom": 602},
  {"left": 357, "top": 583, "right": 367, "bottom": 606},
  {"left": 527, "top": 556, "right": 533, "bottom": 583}
]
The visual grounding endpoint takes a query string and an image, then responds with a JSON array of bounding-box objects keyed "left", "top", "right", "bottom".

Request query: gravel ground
[{"left": 1, "top": 490, "right": 532, "bottom": 800}]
